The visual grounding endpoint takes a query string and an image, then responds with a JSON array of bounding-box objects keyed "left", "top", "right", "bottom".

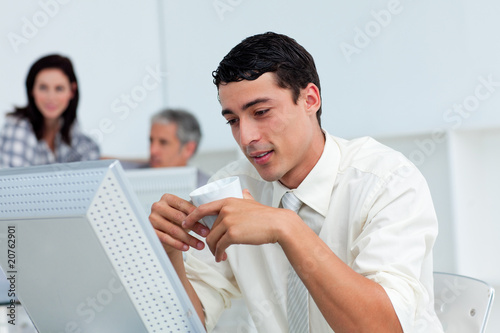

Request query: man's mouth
[
  {"left": 251, "top": 150, "right": 273, "bottom": 164},
  {"left": 256, "top": 152, "right": 270, "bottom": 158}
]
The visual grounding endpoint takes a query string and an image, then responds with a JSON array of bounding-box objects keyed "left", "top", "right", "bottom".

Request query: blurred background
[{"left": 1, "top": 0, "right": 499, "bottom": 330}]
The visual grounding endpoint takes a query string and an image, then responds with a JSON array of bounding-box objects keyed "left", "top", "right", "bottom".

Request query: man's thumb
[{"left": 242, "top": 188, "right": 254, "bottom": 200}]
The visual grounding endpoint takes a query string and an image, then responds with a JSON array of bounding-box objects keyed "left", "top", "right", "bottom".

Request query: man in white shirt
[{"left": 150, "top": 32, "right": 443, "bottom": 332}]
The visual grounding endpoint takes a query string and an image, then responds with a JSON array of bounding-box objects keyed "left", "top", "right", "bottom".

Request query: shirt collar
[{"left": 272, "top": 131, "right": 340, "bottom": 216}]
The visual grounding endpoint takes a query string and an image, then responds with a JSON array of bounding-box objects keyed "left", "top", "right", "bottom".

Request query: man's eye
[
  {"left": 255, "top": 109, "right": 269, "bottom": 116},
  {"left": 226, "top": 118, "right": 238, "bottom": 126}
]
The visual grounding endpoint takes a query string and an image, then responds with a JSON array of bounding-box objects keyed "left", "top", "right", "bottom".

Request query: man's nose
[
  {"left": 239, "top": 118, "right": 260, "bottom": 146},
  {"left": 150, "top": 142, "right": 159, "bottom": 155}
]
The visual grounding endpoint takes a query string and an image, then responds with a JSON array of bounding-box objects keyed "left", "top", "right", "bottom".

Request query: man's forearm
[{"left": 279, "top": 218, "right": 402, "bottom": 332}]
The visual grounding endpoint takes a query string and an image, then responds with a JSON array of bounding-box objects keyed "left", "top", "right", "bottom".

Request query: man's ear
[
  {"left": 303, "top": 83, "right": 321, "bottom": 116},
  {"left": 181, "top": 141, "right": 197, "bottom": 160}
]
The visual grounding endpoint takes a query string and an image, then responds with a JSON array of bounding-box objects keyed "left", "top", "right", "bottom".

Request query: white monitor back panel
[
  {"left": 0, "top": 160, "right": 204, "bottom": 333},
  {"left": 125, "top": 167, "right": 198, "bottom": 214}
]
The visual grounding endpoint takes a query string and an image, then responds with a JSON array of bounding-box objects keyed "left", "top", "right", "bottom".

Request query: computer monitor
[
  {"left": 125, "top": 167, "right": 198, "bottom": 214},
  {"left": 0, "top": 160, "right": 205, "bottom": 332}
]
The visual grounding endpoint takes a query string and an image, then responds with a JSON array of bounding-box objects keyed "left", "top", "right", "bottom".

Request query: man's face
[
  {"left": 219, "top": 72, "right": 323, "bottom": 188},
  {"left": 149, "top": 122, "right": 190, "bottom": 167}
]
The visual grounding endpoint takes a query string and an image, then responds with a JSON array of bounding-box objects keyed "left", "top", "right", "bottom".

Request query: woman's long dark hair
[{"left": 9, "top": 54, "right": 79, "bottom": 145}]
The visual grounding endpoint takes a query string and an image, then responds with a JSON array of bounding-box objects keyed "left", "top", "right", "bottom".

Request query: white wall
[
  {"left": 448, "top": 128, "right": 500, "bottom": 285},
  {"left": 2, "top": 0, "right": 500, "bottom": 155},
  {"left": 0, "top": 0, "right": 164, "bottom": 159},
  {"left": 160, "top": 0, "right": 500, "bottom": 150}
]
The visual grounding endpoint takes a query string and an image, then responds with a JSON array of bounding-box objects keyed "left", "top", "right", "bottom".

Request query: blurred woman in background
[{"left": 0, "top": 54, "right": 99, "bottom": 168}]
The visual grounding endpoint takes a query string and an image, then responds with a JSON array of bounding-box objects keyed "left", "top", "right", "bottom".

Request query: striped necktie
[{"left": 281, "top": 192, "right": 309, "bottom": 333}]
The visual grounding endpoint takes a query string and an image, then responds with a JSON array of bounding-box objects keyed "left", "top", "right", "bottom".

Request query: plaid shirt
[{"left": 0, "top": 115, "right": 100, "bottom": 168}]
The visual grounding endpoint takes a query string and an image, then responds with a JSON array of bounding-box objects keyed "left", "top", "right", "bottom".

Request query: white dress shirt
[{"left": 185, "top": 132, "right": 443, "bottom": 332}]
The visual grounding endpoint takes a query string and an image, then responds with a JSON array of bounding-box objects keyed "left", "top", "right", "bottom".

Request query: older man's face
[{"left": 149, "top": 122, "right": 190, "bottom": 167}]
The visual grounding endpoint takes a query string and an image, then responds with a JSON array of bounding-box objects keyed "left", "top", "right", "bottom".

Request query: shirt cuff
[{"left": 185, "top": 252, "right": 241, "bottom": 332}]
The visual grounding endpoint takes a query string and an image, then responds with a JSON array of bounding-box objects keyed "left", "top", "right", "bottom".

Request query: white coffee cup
[{"left": 189, "top": 176, "right": 243, "bottom": 229}]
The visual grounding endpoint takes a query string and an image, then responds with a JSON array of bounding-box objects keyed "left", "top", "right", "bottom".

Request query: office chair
[{"left": 434, "top": 272, "right": 495, "bottom": 333}]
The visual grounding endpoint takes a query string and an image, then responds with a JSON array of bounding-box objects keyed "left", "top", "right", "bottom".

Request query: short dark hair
[
  {"left": 212, "top": 32, "right": 322, "bottom": 126},
  {"left": 10, "top": 54, "right": 79, "bottom": 145},
  {"left": 151, "top": 108, "right": 202, "bottom": 153}
]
